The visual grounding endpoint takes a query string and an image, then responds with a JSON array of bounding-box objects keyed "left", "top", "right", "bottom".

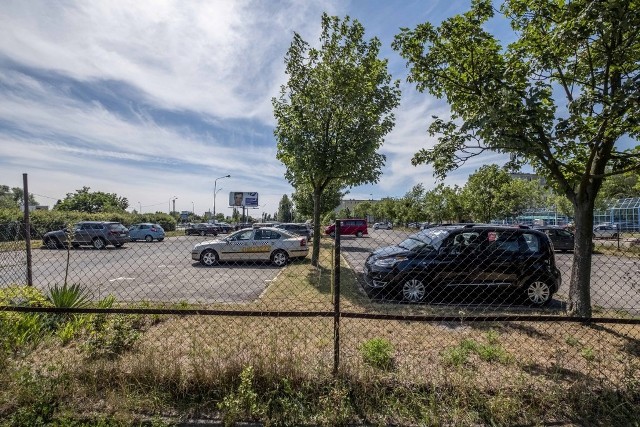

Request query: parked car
[
  {"left": 373, "top": 222, "right": 393, "bottom": 230},
  {"left": 325, "top": 219, "right": 368, "bottom": 237},
  {"left": 43, "top": 221, "right": 129, "bottom": 249},
  {"left": 185, "top": 223, "right": 219, "bottom": 236},
  {"left": 234, "top": 222, "right": 254, "bottom": 231},
  {"left": 129, "top": 223, "right": 165, "bottom": 242},
  {"left": 593, "top": 224, "right": 619, "bottom": 239},
  {"left": 211, "top": 222, "right": 233, "bottom": 233},
  {"left": 274, "top": 223, "right": 312, "bottom": 240},
  {"left": 533, "top": 226, "right": 574, "bottom": 252},
  {"left": 192, "top": 227, "right": 308, "bottom": 267},
  {"left": 363, "top": 224, "right": 561, "bottom": 306}
]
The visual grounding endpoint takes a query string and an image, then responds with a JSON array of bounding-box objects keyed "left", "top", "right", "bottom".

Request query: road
[
  {"left": 340, "top": 229, "right": 640, "bottom": 315},
  {"left": 1, "top": 236, "right": 283, "bottom": 304}
]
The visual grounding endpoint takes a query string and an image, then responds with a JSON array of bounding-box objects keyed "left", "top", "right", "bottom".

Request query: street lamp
[
  {"left": 192, "top": 201, "right": 195, "bottom": 214},
  {"left": 138, "top": 202, "right": 142, "bottom": 213},
  {"left": 169, "top": 196, "right": 178, "bottom": 214},
  {"left": 213, "top": 174, "right": 231, "bottom": 218}
]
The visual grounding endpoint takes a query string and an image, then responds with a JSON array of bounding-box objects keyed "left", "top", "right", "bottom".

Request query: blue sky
[{"left": 0, "top": 0, "right": 511, "bottom": 218}]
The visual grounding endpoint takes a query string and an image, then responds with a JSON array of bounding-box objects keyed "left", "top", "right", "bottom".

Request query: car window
[
  {"left": 522, "top": 233, "right": 541, "bottom": 253},
  {"left": 557, "top": 229, "right": 572, "bottom": 238},
  {"left": 255, "top": 229, "right": 281, "bottom": 240},
  {"left": 232, "top": 230, "right": 253, "bottom": 241}
]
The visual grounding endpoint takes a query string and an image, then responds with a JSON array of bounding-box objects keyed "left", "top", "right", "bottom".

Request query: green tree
[
  {"left": 460, "top": 165, "right": 512, "bottom": 222},
  {"left": 495, "top": 177, "right": 545, "bottom": 220},
  {"left": 291, "top": 183, "right": 345, "bottom": 221},
  {"left": 273, "top": 13, "right": 401, "bottom": 266},
  {"left": 54, "top": 187, "right": 128, "bottom": 213},
  {"left": 424, "top": 183, "right": 465, "bottom": 223},
  {"left": 394, "top": 0, "right": 640, "bottom": 317},
  {"left": 0, "top": 185, "right": 39, "bottom": 209},
  {"left": 277, "top": 194, "right": 294, "bottom": 222}
]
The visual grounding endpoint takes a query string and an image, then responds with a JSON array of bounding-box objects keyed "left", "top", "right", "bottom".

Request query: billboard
[{"left": 229, "top": 192, "right": 259, "bottom": 207}]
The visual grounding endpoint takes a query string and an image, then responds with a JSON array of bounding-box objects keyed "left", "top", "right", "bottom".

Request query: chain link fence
[{"left": 1, "top": 218, "right": 639, "bottom": 424}]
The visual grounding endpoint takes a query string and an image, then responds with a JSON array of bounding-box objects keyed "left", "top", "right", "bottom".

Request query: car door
[
  {"left": 477, "top": 230, "right": 521, "bottom": 287},
  {"left": 74, "top": 223, "right": 93, "bottom": 244},
  {"left": 251, "top": 229, "right": 280, "bottom": 261},
  {"left": 221, "top": 229, "right": 255, "bottom": 261},
  {"left": 426, "top": 232, "right": 480, "bottom": 299},
  {"left": 554, "top": 229, "right": 574, "bottom": 251},
  {"left": 129, "top": 225, "right": 140, "bottom": 240}
]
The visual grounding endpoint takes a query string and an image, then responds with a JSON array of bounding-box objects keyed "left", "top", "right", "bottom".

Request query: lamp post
[
  {"left": 138, "top": 202, "right": 142, "bottom": 213},
  {"left": 213, "top": 174, "right": 231, "bottom": 219},
  {"left": 192, "top": 201, "right": 195, "bottom": 214},
  {"left": 170, "top": 196, "right": 178, "bottom": 214}
]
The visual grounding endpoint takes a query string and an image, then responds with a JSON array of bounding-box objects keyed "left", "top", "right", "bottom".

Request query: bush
[{"left": 360, "top": 337, "right": 395, "bottom": 370}]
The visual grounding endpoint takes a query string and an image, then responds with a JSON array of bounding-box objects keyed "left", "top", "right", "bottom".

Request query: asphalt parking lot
[{"left": 3, "top": 236, "right": 285, "bottom": 304}]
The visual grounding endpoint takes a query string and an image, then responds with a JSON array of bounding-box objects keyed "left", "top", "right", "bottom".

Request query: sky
[{"left": 0, "top": 0, "right": 513, "bottom": 219}]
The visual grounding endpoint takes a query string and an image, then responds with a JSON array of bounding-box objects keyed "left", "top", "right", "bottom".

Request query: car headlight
[{"left": 373, "top": 256, "right": 407, "bottom": 267}]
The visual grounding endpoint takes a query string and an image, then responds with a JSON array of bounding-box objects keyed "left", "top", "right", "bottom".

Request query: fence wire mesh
[{"left": 1, "top": 219, "right": 639, "bottom": 424}]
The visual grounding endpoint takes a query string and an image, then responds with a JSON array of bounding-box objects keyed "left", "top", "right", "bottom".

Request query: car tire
[
  {"left": 525, "top": 279, "right": 552, "bottom": 306},
  {"left": 271, "top": 250, "right": 289, "bottom": 267},
  {"left": 200, "top": 249, "right": 219, "bottom": 266},
  {"left": 356, "top": 231, "right": 363, "bottom": 238},
  {"left": 145, "top": 235, "right": 153, "bottom": 242},
  {"left": 114, "top": 243, "right": 123, "bottom": 248},
  {"left": 45, "top": 238, "right": 59, "bottom": 249},
  {"left": 92, "top": 238, "right": 106, "bottom": 250},
  {"left": 401, "top": 278, "right": 427, "bottom": 303},
  {"left": 612, "top": 233, "right": 619, "bottom": 239}
]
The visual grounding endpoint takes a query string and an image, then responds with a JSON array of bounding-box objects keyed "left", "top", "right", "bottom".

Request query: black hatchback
[{"left": 363, "top": 225, "right": 561, "bottom": 306}]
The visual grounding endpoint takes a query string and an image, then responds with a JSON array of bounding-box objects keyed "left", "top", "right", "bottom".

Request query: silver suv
[{"left": 43, "top": 221, "right": 130, "bottom": 249}]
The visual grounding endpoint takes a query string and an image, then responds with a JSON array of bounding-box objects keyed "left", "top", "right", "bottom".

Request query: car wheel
[
  {"left": 92, "top": 238, "right": 106, "bottom": 250},
  {"left": 356, "top": 231, "right": 363, "bottom": 238},
  {"left": 45, "top": 238, "right": 59, "bottom": 249},
  {"left": 114, "top": 243, "right": 123, "bottom": 248},
  {"left": 200, "top": 249, "right": 219, "bottom": 266},
  {"left": 401, "top": 278, "right": 426, "bottom": 303},
  {"left": 145, "top": 235, "right": 153, "bottom": 242},
  {"left": 271, "top": 250, "right": 289, "bottom": 267},
  {"left": 330, "top": 232, "right": 335, "bottom": 238},
  {"left": 612, "top": 233, "right": 619, "bottom": 239},
  {"left": 200, "top": 231, "right": 206, "bottom": 236},
  {"left": 525, "top": 280, "right": 552, "bottom": 306}
]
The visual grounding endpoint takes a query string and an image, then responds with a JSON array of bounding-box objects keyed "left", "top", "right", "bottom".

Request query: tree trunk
[
  {"left": 311, "top": 190, "right": 322, "bottom": 267},
  {"left": 567, "top": 198, "right": 594, "bottom": 318}
]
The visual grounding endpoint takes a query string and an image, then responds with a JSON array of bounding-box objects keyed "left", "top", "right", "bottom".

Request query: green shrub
[
  {"left": 218, "top": 366, "right": 263, "bottom": 426},
  {"left": 82, "top": 315, "right": 142, "bottom": 359},
  {"left": 360, "top": 337, "right": 395, "bottom": 370},
  {"left": 47, "top": 283, "right": 92, "bottom": 309},
  {"left": 0, "top": 286, "right": 53, "bottom": 351}
]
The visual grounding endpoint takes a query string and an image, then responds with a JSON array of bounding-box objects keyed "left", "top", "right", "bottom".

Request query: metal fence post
[
  {"left": 333, "top": 220, "right": 341, "bottom": 376},
  {"left": 23, "top": 173, "right": 33, "bottom": 286}
]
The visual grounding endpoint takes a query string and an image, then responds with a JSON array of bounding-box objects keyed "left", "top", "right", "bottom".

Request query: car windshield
[{"left": 397, "top": 229, "right": 449, "bottom": 252}]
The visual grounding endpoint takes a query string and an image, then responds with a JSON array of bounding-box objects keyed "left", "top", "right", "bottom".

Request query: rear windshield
[{"left": 108, "top": 223, "right": 128, "bottom": 232}]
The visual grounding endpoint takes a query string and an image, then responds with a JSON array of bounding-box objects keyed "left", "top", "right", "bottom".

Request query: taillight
[{"left": 300, "top": 238, "right": 306, "bottom": 246}]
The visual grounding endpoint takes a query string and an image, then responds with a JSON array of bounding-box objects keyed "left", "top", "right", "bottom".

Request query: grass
[{"left": 0, "top": 238, "right": 639, "bottom": 425}]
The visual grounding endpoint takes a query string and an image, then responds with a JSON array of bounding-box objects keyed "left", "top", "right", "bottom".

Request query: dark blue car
[{"left": 363, "top": 225, "right": 561, "bottom": 306}]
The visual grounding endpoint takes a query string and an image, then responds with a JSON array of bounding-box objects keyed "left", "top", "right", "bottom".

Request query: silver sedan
[{"left": 192, "top": 227, "right": 309, "bottom": 267}]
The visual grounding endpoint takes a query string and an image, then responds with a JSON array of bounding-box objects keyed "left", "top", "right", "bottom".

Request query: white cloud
[{"left": 0, "top": 0, "right": 333, "bottom": 123}]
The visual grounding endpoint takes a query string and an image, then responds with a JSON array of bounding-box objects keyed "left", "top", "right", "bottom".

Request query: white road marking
[{"left": 109, "top": 277, "right": 135, "bottom": 282}]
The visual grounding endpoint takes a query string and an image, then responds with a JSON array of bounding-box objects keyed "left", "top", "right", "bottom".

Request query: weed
[
  {"left": 565, "top": 335, "right": 580, "bottom": 347},
  {"left": 218, "top": 366, "right": 263, "bottom": 426},
  {"left": 47, "top": 283, "right": 92, "bottom": 309},
  {"left": 360, "top": 337, "right": 395, "bottom": 370},
  {"left": 581, "top": 347, "right": 597, "bottom": 362},
  {"left": 83, "top": 315, "right": 142, "bottom": 359}
]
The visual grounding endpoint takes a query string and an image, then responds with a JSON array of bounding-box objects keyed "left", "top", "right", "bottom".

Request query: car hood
[{"left": 369, "top": 245, "right": 412, "bottom": 261}]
